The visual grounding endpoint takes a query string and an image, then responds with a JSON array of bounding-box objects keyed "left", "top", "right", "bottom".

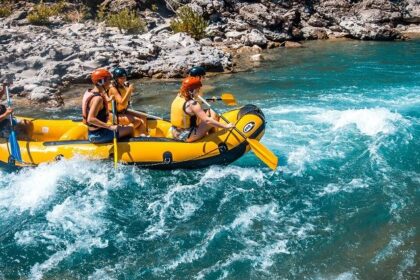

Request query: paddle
[
  {"left": 126, "top": 108, "right": 162, "bottom": 120},
  {"left": 4, "top": 83, "right": 22, "bottom": 164},
  {"left": 197, "top": 95, "right": 278, "bottom": 170},
  {"left": 111, "top": 100, "right": 118, "bottom": 169},
  {"left": 125, "top": 93, "right": 236, "bottom": 120},
  {"left": 206, "top": 93, "right": 237, "bottom": 106}
]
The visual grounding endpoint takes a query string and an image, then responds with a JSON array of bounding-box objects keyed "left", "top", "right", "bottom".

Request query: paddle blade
[
  {"left": 9, "top": 130, "right": 22, "bottom": 162},
  {"left": 113, "top": 136, "right": 118, "bottom": 169},
  {"left": 221, "top": 93, "right": 237, "bottom": 106},
  {"left": 247, "top": 138, "right": 278, "bottom": 170}
]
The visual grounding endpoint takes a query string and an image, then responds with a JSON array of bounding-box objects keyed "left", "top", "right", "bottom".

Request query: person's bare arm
[
  {"left": 0, "top": 108, "right": 13, "bottom": 122},
  {"left": 190, "top": 102, "right": 234, "bottom": 129},
  {"left": 119, "top": 84, "right": 133, "bottom": 108},
  {"left": 109, "top": 87, "right": 122, "bottom": 104}
]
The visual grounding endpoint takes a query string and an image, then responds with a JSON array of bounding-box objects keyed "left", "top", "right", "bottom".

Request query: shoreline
[
  {"left": 1, "top": 1, "right": 419, "bottom": 107},
  {"left": 10, "top": 37, "right": 419, "bottom": 113},
  {"left": 11, "top": 36, "right": 420, "bottom": 111}
]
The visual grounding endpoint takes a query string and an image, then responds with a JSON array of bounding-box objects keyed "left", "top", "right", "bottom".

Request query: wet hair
[{"left": 180, "top": 87, "right": 196, "bottom": 100}]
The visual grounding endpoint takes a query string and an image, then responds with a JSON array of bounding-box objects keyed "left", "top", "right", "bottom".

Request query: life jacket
[
  {"left": 170, "top": 95, "right": 196, "bottom": 129},
  {"left": 109, "top": 84, "right": 130, "bottom": 113},
  {"left": 82, "top": 89, "right": 109, "bottom": 128}
]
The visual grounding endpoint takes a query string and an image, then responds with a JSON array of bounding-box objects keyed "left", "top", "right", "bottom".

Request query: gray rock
[
  {"left": 205, "top": 24, "right": 225, "bottom": 37},
  {"left": 238, "top": 4, "right": 282, "bottom": 28},
  {"left": 242, "top": 29, "right": 267, "bottom": 47},
  {"left": 29, "top": 86, "right": 51, "bottom": 101},
  {"left": 213, "top": 36, "right": 223, "bottom": 42},
  {"left": 403, "top": 0, "right": 420, "bottom": 23},
  {"left": 225, "top": 30, "right": 246, "bottom": 40},
  {"left": 200, "top": 38, "right": 213, "bottom": 46},
  {"left": 284, "top": 41, "right": 303, "bottom": 48},
  {"left": 250, "top": 54, "right": 263, "bottom": 62},
  {"left": 301, "top": 26, "right": 329, "bottom": 40}
]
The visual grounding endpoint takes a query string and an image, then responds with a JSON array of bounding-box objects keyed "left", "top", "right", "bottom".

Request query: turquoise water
[{"left": 1, "top": 40, "right": 419, "bottom": 279}]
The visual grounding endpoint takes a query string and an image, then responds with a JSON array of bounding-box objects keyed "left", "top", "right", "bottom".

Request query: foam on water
[
  {"left": 0, "top": 163, "right": 68, "bottom": 214},
  {"left": 371, "top": 229, "right": 415, "bottom": 265},
  {"left": 200, "top": 165, "right": 266, "bottom": 185},
  {"left": 156, "top": 202, "right": 312, "bottom": 279},
  {"left": 0, "top": 158, "right": 130, "bottom": 279},
  {"left": 313, "top": 108, "right": 405, "bottom": 136},
  {"left": 319, "top": 178, "right": 370, "bottom": 196},
  {"left": 143, "top": 166, "right": 269, "bottom": 240},
  {"left": 1, "top": 40, "right": 419, "bottom": 279}
]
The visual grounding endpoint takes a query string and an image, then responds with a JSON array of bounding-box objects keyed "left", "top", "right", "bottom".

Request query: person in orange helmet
[
  {"left": 82, "top": 68, "right": 133, "bottom": 143},
  {"left": 169, "top": 76, "right": 234, "bottom": 142}
]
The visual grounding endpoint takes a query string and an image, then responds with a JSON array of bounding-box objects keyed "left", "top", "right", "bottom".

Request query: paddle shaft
[
  {"left": 111, "top": 100, "right": 118, "bottom": 168},
  {"left": 5, "top": 85, "right": 14, "bottom": 129},
  {"left": 4, "top": 83, "right": 23, "bottom": 163},
  {"left": 126, "top": 108, "right": 162, "bottom": 120},
  {"left": 198, "top": 96, "right": 246, "bottom": 138},
  {"left": 205, "top": 97, "right": 223, "bottom": 102},
  {"left": 197, "top": 95, "right": 278, "bottom": 170}
]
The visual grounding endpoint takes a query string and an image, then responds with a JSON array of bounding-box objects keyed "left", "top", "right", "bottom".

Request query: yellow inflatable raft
[{"left": 0, "top": 105, "right": 266, "bottom": 169}]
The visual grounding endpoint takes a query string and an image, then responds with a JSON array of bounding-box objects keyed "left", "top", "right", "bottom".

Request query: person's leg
[
  {"left": 127, "top": 113, "right": 148, "bottom": 136},
  {"left": 16, "top": 120, "right": 33, "bottom": 140},
  {"left": 117, "top": 125, "right": 134, "bottom": 139},
  {"left": 118, "top": 113, "right": 147, "bottom": 136},
  {"left": 207, "top": 109, "right": 219, "bottom": 134},
  {"left": 186, "top": 122, "right": 213, "bottom": 142}
]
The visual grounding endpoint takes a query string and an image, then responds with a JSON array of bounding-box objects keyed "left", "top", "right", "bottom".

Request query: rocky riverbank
[{"left": 0, "top": 0, "right": 419, "bottom": 107}]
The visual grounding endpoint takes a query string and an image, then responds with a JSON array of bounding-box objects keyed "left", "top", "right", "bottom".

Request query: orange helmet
[
  {"left": 91, "top": 68, "right": 112, "bottom": 85},
  {"left": 181, "top": 76, "right": 202, "bottom": 92}
]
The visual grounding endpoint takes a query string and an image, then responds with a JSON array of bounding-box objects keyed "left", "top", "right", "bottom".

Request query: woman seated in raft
[
  {"left": 107, "top": 67, "right": 148, "bottom": 137},
  {"left": 82, "top": 68, "right": 133, "bottom": 143},
  {"left": 169, "top": 76, "right": 234, "bottom": 142},
  {"left": 0, "top": 86, "right": 32, "bottom": 140}
]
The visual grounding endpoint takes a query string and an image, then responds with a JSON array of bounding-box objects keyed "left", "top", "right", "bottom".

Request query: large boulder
[
  {"left": 238, "top": 4, "right": 283, "bottom": 28},
  {"left": 242, "top": 29, "right": 267, "bottom": 47},
  {"left": 340, "top": 18, "right": 400, "bottom": 40},
  {"left": 403, "top": 0, "right": 420, "bottom": 23}
]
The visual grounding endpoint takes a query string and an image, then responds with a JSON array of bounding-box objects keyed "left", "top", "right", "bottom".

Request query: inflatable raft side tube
[{"left": 136, "top": 142, "right": 248, "bottom": 170}]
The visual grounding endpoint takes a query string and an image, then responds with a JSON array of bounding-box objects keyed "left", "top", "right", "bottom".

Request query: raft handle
[
  {"left": 163, "top": 151, "right": 172, "bottom": 164},
  {"left": 218, "top": 143, "right": 228, "bottom": 154}
]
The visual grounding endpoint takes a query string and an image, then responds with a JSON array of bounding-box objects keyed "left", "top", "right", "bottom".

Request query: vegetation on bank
[
  {"left": 0, "top": 0, "right": 13, "bottom": 18},
  {"left": 27, "top": 0, "right": 66, "bottom": 25},
  {"left": 170, "top": 6, "right": 208, "bottom": 40},
  {"left": 97, "top": 7, "right": 146, "bottom": 34},
  {"left": 5, "top": 1, "right": 208, "bottom": 39}
]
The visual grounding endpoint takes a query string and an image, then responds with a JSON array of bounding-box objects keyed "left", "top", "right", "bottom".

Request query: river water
[{"left": 1, "top": 40, "right": 419, "bottom": 279}]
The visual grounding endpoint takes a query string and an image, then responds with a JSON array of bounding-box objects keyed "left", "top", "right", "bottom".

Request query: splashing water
[{"left": 1, "top": 40, "right": 419, "bottom": 279}]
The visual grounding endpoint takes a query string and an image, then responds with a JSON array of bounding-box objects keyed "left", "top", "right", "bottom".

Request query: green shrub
[
  {"left": 99, "top": 8, "right": 146, "bottom": 34},
  {"left": 170, "top": 6, "right": 208, "bottom": 40},
  {"left": 27, "top": 0, "right": 66, "bottom": 25},
  {"left": 0, "top": 1, "right": 13, "bottom": 18}
]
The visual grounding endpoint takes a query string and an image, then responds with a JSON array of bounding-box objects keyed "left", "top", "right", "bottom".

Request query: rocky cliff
[{"left": 0, "top": 0, "right": 419, "bottom": 106}]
